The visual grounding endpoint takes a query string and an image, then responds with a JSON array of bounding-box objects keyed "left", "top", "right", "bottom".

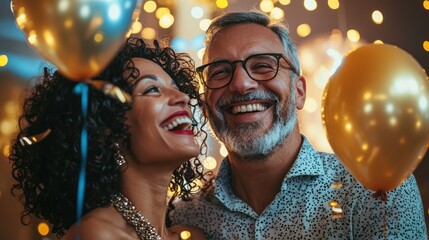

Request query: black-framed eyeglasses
[{"left": 196, "top": 53, "right": 298, "bottom": 89}]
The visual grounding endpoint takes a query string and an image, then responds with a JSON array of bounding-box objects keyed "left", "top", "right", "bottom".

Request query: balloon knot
[{"left": 372, "top": 191, "right": 387, "bottom": 202}]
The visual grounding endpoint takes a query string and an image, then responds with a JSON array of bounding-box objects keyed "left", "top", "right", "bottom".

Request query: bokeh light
[
  {"left": 304, "top": 0, "right": 317, "bottom": 11},
  {"left": 191, "top": 6, "right": 204, "bottom": 19},
  {"left": 180, "top": 230, "right": 192, "bottom": 240},
  {"left": 371, "top": 10, "right": 383, "bottom": 24},
  {"left": 260, "top": 0, "right": 274, "bottom": 12},
  {"left": 199, "top": 19, "right": 212, "bottom": 31},
  {"left": 327, "top": 0, "right": 340, "bottom": 10},
  {"left": 2, "top": 144, "right": 10, "bottom": 157},
  {"left": 424, "top": 0, "right": 429, "bottom": 10},
  {"left": 270, "top": 7, "right": 284, "bottom": 20},
  {"left": 297, "top": 24, "right": 311, "bottom": 38},
  {"left": 279, "top": 0, "right": 291, "bottom": 5},
  {"left": 423, "top": 40, "right": 429, "bottom": 52},
  {"left": 216, "top": 0, "right": 228, "bottom": 9},
  {"left": 202, "top": 156, "right": 217, "bottom": 170},
  {"left": 141, "top": 27, "right": 156, "bottom": 40},
  {"left": 347, "top": 29, "right": 360, "bottom": 42},
  {"left": 0, "top": 55, "right": 8, "bottom": 67},
  {"left": 143, "top": 0, "right": 156, "bottom": 13},
  {"left": 37, "top": 222, "right": 50, "bottom": 236},
  {"left": 159, "top": 13, "right": 174, "bottom": 29},
  {"left": 155, "top": 7, "right": 170, "bottom": 19}
]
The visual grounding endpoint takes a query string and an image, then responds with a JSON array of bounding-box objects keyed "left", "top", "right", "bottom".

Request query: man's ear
[{"left": 294, "top": 75, "right": 306, "bottom": 110}]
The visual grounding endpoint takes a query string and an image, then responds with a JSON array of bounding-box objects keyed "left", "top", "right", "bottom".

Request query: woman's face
[{"left": 125, "top": 58, "right": 199, "bottom": 166}]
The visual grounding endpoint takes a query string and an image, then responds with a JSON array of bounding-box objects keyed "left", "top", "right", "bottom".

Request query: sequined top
[{"left": 171, "top": 136, "right": 428, "bottom": 240}]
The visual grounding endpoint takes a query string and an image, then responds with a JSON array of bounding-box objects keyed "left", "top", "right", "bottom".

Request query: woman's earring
[{"left": 113, "top": 143, "right": 126, "bottom": 166}]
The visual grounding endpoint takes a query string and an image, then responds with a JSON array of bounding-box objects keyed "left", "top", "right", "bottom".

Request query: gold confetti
[
  {"left": 89, "top": 80, "right": 132, "bottom": 105},
  {"left": 19, "top": 128, "right": 51, "bottom": 146}
]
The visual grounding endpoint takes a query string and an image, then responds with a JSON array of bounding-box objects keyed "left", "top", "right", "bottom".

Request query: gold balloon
[
  {"left": 322, "top": 44, "right": 429, "bottom": 192},
  {"left": 12, "top": 0, "right": 137, "bottom": 81}
]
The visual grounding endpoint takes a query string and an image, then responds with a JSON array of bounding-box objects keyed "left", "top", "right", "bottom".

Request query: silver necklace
[{"left": 111, "top": 193, "right": 162, "bottom": 240}]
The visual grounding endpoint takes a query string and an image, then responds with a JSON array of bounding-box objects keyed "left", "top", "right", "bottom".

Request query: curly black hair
[{"left": 9, "top": 37, "right": 209, "bottom": 238}]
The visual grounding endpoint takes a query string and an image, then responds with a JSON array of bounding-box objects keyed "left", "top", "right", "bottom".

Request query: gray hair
[{"left": 204, "top": 11, "right": 301, "bottom": 75}]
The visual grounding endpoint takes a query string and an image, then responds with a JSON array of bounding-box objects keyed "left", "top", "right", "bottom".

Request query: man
[{"left": 172, "top": 11, "right": 428, "bottom": 239}]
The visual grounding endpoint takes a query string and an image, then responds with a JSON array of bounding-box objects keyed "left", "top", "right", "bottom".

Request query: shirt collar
[
  {"left": 284, "top": 135, "right": 325, "bottom": 179},
  {"left": 213, "top": 135, "right": 325, "bottom": 215}
]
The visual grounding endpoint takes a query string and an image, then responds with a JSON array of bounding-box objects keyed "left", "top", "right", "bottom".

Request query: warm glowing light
[
  {"left": 327, "top": 0, "right": 339, "bottom": 9},
  {"left": 64, "top": 18, "right": 73, "bottom": 28},
  {"left": 270, "top": 7, "right": 284, "bottom": 20},
  {"left": 58, "top": 0, "right": 69, "bottom": 12},
  {"left": 108, "top": 4, "right": 120, "bottom": 20},
  {"left": 141, "top": 27, "right": 156, "bottom": 40},
  {"left": 191, "top": 6, "right": 204, "bottom": 19},
  {"left": 197, "top": 48, "right": 205, "bottom": 60},
  {"left": 42, "top": 31, "right": 55, "bottom": 47},
  {"left": 304, "top": 97, "right": 318, "bottom": 113},
  {"left": 216, "top": 0, "right": 228, "bottom": 9},
  {"left": 297, "top": 23, "right": 311, "bottom": 37},
  {"left": 346, "top": 29, "right": 360, "bottom": 42},
  {"left": 155, "top": 7, "right": 170, "bottom": 19},
  {"left": 27, "top": 31, "right": 37, "bottom": 45},
  {"left": 79, "top": 4, "right": 90, "bottom": 18},
  {"left": 202, "top": 156, "right": 217, "bottom": 170},
  {"left": 424, "top": 0, "right": 429, "bottom": 10},
  {"left": 93, "top": 32, "right": 103, "bottom": 43},
  {"left": 0, "top": 55, "right": 8, "bottom": 67},
  {"left": 159, "top": 14, "right": 174, "bottom": 29},
  {"left": 199, "top": 19, "right": 212, "bottom": 31},
  {"left": 220, "top": 144, "right": 228, "bottom": 157},
  {"left": 180, "top": 230, "right": 192, "bottom": 240},
  {"left": 374, "top": 40, "right": 384, "bottom": 44},
  {"left": 38, "top": 222, "right": 50, "bottom": 236},
  {"left": 371, "top": 10, "right": 383, "bottom": 24},
  {"left": 423, "top": 41, "right": 429, "bottom": 52},
  {"left": 389, "top": 117, "right": 397, "bottom": 126},
  {"left": 304, "top": 0, "right": 317, "bottom": 11},
  {"left": 2, "top": 144, "right": 10, "bottom": 157},
  {"left": 15, "top": 11, "right": 26, "bottom": 29},
  {"left": 131, "top": 21, "right": 143, "bottom": 34},
  {"left": 260, "top": 0, "right": 274, "bottom": 12},
  {"left": 361, "top": 143, "right": 368, "bottom": 151},
  {"left": 143, "top": 0, "right": 157, "bottom": 13},
  {"left": 345, "top": 123, "right": 352, "bottom": 132},
  {"left": 279, "top": 0, "right": 291, "bottom": 5}
]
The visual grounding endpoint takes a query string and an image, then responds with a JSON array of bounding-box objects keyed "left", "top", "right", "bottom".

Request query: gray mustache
[{"left": 216, "top": 91, "right": 279, "bottom": 110}]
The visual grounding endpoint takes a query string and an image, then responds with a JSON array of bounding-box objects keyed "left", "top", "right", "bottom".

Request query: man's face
[{"left": 203, "top": 23, "right": 305, "bottom": 160}]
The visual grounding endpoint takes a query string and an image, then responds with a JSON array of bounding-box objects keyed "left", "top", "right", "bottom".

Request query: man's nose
[{"left": 228, "top": 64, "right": 258, "bottom": 94}]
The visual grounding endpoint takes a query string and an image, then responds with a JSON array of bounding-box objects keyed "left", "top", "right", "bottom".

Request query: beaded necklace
[{"left": 111, "top": 193, "right": 162, "bottom": 240}]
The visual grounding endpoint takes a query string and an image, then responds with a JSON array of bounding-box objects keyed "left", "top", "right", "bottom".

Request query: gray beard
[{"left": 207, "top": 88, "right": 297, "bottom": 161}]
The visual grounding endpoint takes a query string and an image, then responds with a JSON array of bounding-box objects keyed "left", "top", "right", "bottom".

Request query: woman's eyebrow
[{"left": 136, "top": 74, "right": 158, "bottom": 82}]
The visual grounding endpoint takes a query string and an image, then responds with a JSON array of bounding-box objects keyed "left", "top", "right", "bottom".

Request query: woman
[{"left": 9, "top": 38, "right": 208, "bottom": 239}]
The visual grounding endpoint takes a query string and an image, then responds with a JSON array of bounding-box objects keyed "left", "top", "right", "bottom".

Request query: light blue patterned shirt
[{"left": 172, "top": 136, "right": 428, "bottom": 239}]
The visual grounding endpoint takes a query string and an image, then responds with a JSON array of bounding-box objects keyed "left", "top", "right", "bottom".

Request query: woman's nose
[{"left": 169, "top": 88, "right": 190, "bottom": 106}]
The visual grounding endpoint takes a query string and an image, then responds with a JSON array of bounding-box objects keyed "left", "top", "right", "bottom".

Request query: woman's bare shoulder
[
  {"left": 169, "top": 225, "right": 207, "bottom": 240},
  {"left": 62, "top": 206, "right": 132, "bottom": 240}
]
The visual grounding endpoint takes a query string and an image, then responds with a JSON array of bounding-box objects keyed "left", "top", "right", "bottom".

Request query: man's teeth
[
  {"left": 232, "top": 103, "right": 267, "bottom": 114},
  {"left": 162, "top": 117, "right": 192, "bottom": 131}
]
